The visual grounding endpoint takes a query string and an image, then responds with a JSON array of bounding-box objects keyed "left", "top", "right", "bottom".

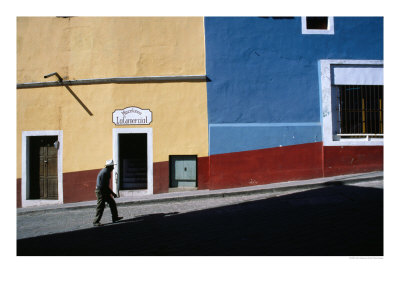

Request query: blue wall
[{"left": 205, "top": 17, "right": 383, "bottom": 155}]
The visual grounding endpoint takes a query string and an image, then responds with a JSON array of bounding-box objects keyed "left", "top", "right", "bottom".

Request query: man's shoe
[
  {"left": 93, "top": 222, "right": 102, "bottom": 227},
  {"left": 112, "top": 216, "right": 123, "bottom": 223}
]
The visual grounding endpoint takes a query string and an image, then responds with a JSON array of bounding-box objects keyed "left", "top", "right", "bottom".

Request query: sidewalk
[
  {"left": 18, "top": 171, "right": 384, "bottom": 254},
  {"left": 17, "top": 171, "right": 383, "bottom": 215}
]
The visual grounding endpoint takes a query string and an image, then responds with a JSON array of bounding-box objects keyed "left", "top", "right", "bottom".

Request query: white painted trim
[
  {"left": 21, "top": 131, "right": 63, "bottom": 207},
  {"left": 112, "top": 128, "right": 153, "bottom": 196},
  {"left": 319, "top": 59, "right": 384, "bottom": 146},
  {"left": 333, "top": 66, "right": 383, "bottom": 85},
  {"left": 302, "top": 17, "right": 334, "bottom": 35}
]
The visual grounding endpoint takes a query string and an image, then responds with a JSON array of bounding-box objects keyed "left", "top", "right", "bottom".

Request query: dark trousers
[{"left": 93, "top": 190, "right": 119, "bottom": 223}]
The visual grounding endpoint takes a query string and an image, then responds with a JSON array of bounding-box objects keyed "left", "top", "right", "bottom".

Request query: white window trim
[
  {"left": 319, "top": 59, "right": 384, "bottom": 146},
  {"left": 21, "top": 130, "right": 63, "bottom": 207},
  {"left": 112, "top": 128, "right": 153, "bottom": 196},
  {"left": 302, "top": 17, "right": 334, "bottom": 35}
]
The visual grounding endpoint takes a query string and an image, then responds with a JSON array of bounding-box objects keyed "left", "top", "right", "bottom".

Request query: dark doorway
[
  {"left": 118, "top": 134, "right": 147, "bottom": 190},
  {"left": 28, "top": 136, "right": 59, "bottom": 200}
]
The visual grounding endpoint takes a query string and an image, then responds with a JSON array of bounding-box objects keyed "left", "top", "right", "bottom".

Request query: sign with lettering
[{"left": 112, "top": 107, "right": 152, "bottom": 125}]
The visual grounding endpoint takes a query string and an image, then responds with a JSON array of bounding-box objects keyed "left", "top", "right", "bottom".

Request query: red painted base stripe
[
  {"left": 63, "top": 169, "right": 100, "bottom": 203},
  {"left": 323, "top": 145, "right": 383, "bottom": 177},
  {"left": 16, "top": 178, "right": 21, "bottom": 208},
  {"left": 209, "top": 142, "right": 324, "bottom": 190},
  {"left": 198, "top": 156, "right": 210, "bottom": 190},
  {"left": 153, "top": 161, "right": 169, "bottom": 194},
  {"left": 16, "top": 144, "right": 383, "bottom": 206}
]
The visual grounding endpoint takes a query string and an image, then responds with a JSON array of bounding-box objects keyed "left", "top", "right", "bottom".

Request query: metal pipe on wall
[{"left": 17, "top": 75, "right": 208, "bottom": 89}]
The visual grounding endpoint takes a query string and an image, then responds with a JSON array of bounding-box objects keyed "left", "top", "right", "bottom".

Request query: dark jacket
[{"left": 96, "top": 167, "right": 113, "bottom": 194}]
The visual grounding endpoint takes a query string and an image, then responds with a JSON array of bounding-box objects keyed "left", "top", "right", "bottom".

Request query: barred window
[{"left": 335, "top": 85, "right": 383, "bottom": 138}]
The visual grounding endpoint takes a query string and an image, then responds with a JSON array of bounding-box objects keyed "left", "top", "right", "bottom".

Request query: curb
[
  {"left": 17, "top": 171, "right": 383, "bottom": 215},
  {"left": 116, "top": 172, "right": 383, "bottom": 206}
]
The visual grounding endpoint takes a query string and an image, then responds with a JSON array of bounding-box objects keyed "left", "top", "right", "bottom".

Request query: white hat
[{"left": 105, "top": 159, "right": 116, "bottom": 167}]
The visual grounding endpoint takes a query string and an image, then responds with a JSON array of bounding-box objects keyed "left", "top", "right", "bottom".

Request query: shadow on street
[{"left": 17, "top": 184, "right": 383, "bottom": 256}]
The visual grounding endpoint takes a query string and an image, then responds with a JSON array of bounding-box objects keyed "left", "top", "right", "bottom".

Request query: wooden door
[{"left": 39, "top": 146, "right": 58, "bottom": 199}]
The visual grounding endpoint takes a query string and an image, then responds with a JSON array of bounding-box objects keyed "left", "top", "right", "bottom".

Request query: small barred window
[{"left": 335, "top": 85, "right": 383, "bottom": 138}]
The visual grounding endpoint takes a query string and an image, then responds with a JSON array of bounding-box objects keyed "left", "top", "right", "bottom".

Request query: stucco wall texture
[
  {"left": 204, "top": 17, "right": 383, "bottom": 154},
  {"left": 17, "top": 17, "right": 206, "bottom": 81},
  {"left": 17, "top": 17, "right": 208, "bottom": 178}
]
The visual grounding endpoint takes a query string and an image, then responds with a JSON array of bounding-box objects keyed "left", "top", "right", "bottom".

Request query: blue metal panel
[
  {"left": 174, "top": 159, "right": 196, "bottom": 181},
  {"left": 170, "top": 155, "right": 197, "bottom": 187}
]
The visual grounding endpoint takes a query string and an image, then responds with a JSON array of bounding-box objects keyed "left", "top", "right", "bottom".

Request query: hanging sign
[{"left": 112, "top": 106, "right": 152, "bottom": 125}]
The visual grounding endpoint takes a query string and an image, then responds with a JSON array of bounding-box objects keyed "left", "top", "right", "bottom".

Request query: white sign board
[{"left": 113, "top": 107, "right": 152, "bottom": 125}]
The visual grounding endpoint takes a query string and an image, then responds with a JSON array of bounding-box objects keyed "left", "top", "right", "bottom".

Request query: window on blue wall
[
  {"left": 302, "top": 17, "right": 334, "bottom": 35},
  {"left": 320, "top": 60, "right": 384, "bottom": 146},
  {"left": 335, "top": 85, "right": 383, "bottom": 138},
  {"left": 307, "top": 17, "right": 328, "bottom": 29}
]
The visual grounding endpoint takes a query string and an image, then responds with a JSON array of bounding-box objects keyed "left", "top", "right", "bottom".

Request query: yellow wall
[
  {"left": 17, "top": 17, "right": 208, "bottom": 177},
  {"left": 17, "top": 17, "right": 205, "bottom": 80}
]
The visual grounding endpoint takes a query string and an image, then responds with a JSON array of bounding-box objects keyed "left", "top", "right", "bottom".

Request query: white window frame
[
  {"left": 302, "top": 17, "right": 334, "bottom": 35},
  {"left": 319, "top": 59, "right": 384, "bottom": 146},
  {"left": 21, "top": 130, "right": 63, "bottom": 207}
]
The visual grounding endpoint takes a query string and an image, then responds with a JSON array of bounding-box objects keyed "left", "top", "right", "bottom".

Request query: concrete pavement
[
  {"left": 17, "top": 171, "right": 383, "bottom": 241},
  {"left": 17, "top": 173, "right": 383, "bottom": 255}
]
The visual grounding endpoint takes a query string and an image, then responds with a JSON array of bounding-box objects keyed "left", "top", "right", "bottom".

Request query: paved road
[{"left": 17, "top": 180, "right": 383, "bottom": 256}]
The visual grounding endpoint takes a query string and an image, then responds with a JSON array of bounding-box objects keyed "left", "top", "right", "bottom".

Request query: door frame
[
  {"left": 21, "top": 130, "right": 63, "bottom": 207},
  {"left": 112, "top": 128, "right": 153, "bottom": 196}
]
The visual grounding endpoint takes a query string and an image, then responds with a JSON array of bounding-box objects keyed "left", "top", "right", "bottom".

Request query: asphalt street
[{"left": 17, "top": 180, "right": 383, "bottom": 256}]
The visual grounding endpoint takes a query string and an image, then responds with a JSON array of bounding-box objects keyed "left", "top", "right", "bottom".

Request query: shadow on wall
[{"left": 17, "top": 185, "right": 383, "bottom": 256}]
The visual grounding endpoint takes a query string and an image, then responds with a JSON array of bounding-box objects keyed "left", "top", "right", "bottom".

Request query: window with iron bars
[{"left": 335, "top": 85, "right": 383, "bottom": 138}]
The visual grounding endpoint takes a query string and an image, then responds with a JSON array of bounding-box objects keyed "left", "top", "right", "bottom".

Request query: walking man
[{"left": 93, "top": 160, "right": 123, "bottom": 226}]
